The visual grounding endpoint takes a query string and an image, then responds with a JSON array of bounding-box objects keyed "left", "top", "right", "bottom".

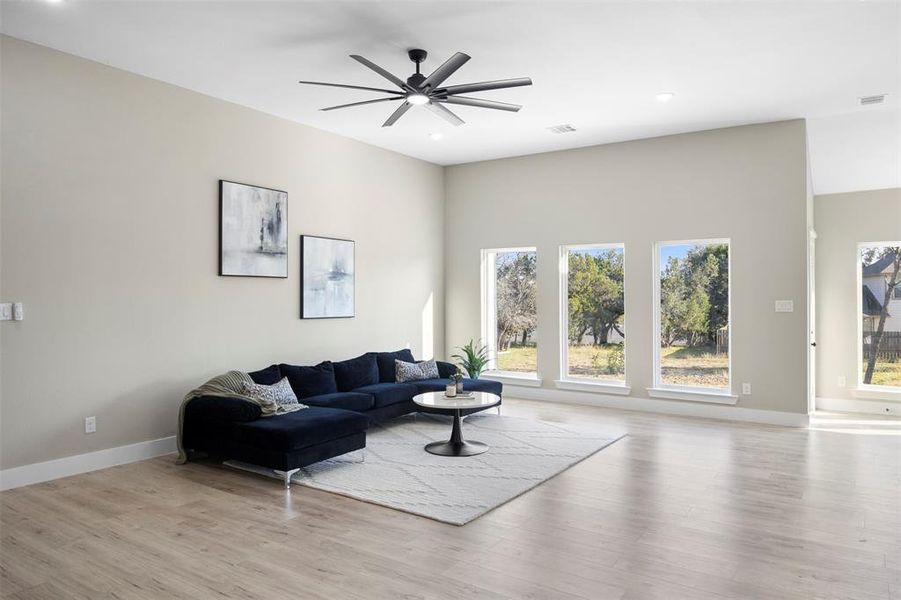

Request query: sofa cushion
[
  {"left": 412, "top": 378, "right": 503, "bottom": 396},
  {"left": 232, "top": 407, "right": 368, "bottom": 453},
  {"left": 302, "top": 392, "right": 374, "bottom": 412},
  {"left": 279, "top": 362, "right": 338, "bottom": 398},
  {"left": 376, "top": 349, "right": 415, "bottom": 382},
  {"left": 352, "top": 382, "right": 419, "bottom": 408},
  {"left": 333, "top": 353, "right": 379, "bottom": 392},
  {"left": 186, "top": 395, "right": 262, "bottom": 423},
  {"left": 436, "top": 361, "right": 459, "bottom": 379},
  {"left": 247, "top": 364, "right": 282, "bottom": 385}
]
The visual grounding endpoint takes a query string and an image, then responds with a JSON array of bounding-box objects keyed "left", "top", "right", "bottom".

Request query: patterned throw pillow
[
  {"left": 243, "top": 377, "right": 306, "bottom": 413},
  {"left": 395, "top": 359, "right": 440, "bottom": 383}
]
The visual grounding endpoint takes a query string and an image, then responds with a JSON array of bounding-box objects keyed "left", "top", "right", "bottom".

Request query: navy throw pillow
[
  {"left": 376, "top": 349, "right": 415, "bottom": 382},
  {"left": 436, "top": 360, "right": 458, "bottom": 379},
  {"left": 247, "top": 364, "right": 282, "bottom": 385},
  {"left": 333, "top": 352, "right": 379, "bottom": 392},
  {"left": 278, "top": 361, "right": 338, "bottom": 399}
]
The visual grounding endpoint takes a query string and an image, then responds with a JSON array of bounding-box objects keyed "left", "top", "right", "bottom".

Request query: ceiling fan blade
[
  {"left": 420, "top": 52, "right": 471, "bottom": 91},
  {"left": 299, "top": 80, "right": 404, "bottom": 95},
  {"left": 349, "top": 55, "right": 410, "bottom": 90},
  {"left": 436, "top": 96, "right": 521, "bottom": 112},
  {"left": 321, "top": 97, "right": 402, "bottom": 112},
  {"left": 438, "top": 78, "right": 532, "bottom": 96},
  {"left": 382, "top": 102, "right": 412, "bottom": 127},
  {"left": 425, "top": 102, "right": 464, "bottom": 127}
]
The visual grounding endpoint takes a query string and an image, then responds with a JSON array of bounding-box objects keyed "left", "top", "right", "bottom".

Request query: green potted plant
[{"left": 452, "top": 339, "right": 489, "bottom": 380}]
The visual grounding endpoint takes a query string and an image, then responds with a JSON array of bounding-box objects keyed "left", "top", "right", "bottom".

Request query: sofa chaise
[{"left": 181, "top": 349, "right": 502, "bottom": 485}]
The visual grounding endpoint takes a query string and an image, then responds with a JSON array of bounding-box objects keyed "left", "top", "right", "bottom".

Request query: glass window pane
[
  {"left": 565, "top": 246, "right": 625, "bottom": 381},
  {"left": 860, "top": 245, "right": 901, "bottom": 388},
  {"left": 493, "top": 250, "right": 537, "bottom": 373},
  {"left": 658, "top": 241, "right": 729, "bottom": 389}
]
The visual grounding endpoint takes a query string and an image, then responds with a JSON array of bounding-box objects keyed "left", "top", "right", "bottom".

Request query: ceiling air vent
[
  {"left": 548, "top": 124, "right": 577, "bottom": 134},
  {"left": 859, "top": 94, "right": 886, "bottom": 106}
]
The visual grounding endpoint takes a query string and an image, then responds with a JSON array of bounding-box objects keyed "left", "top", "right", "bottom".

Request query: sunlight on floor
[{"left": 810, "top": 411, "right": 901, "bottom": 436}]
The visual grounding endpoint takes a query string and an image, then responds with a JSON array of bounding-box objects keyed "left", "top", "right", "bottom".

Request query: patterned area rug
[{"left": 279, "top": 414, "right": 624, "bottom": 525}]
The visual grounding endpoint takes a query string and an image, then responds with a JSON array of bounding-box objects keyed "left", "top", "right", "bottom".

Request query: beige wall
[
  {"left": 445, "top": 120, "right": 810, "bottom": 414},
  {"left": 814, "top": 188, "right": 901, "bottom": 403},
  {"left": 0, "top": 37, "right": 445, "bottom": 469}
]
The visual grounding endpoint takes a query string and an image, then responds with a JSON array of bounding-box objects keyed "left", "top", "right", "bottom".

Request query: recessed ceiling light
[
  {"left": 428, "top": 132, "right": 444, "bottom": 141},
  {"left": 656, "top": 92, "right": 675, "bottom": 103}
]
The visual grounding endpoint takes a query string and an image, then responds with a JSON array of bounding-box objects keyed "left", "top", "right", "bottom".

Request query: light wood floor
[{"left": 2, "top": 400, "right": 899, "bottom": 600}]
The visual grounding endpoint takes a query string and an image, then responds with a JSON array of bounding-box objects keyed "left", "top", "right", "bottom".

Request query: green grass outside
[
  {"left": 660, "top": 345, "right": 728, "bottom": 388},
  {"left": 494, "top": 343, "right": 729, "bottom": 388},
  {"left": 862, "top": 360, "right": 901, "bottom": 387}
]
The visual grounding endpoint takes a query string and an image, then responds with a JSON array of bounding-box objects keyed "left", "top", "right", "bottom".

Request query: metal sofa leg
[
  {"left": 276, "top": 468, "right": 300, "bottom": 489},
  {"left": 497, "top": 405, "right": 502, "bottom": 416}
]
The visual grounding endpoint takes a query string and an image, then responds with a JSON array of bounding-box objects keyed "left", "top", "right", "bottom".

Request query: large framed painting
[
  {"left": 219, "top": 180, "right": 288, "bottom": 277},
  {"left": 300, "top": 235, "right": 355, "bottom": 319}
]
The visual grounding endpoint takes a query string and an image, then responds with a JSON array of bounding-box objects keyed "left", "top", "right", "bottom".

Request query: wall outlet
[
  {"left": 0, "top": 303, "right": 11, "bottom": 321},
  {"left": 742, "top": 383, "right": 751, "bottom": 395},
  {"left": 85, "top": 416, "right": 96, "bottom": 434},
  {"left": 774, "top": 300, "right": 794, "bottom": 313},
  {"left": 837, "top": 375, "right": 846, "bottom": 388}
]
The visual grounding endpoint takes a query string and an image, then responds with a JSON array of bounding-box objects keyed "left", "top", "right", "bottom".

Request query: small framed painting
[
  {"left": 219, "top": 180, "right": 288, "bottom": 277},
  {"left": 300, "top": 235, "right": 355, "bottom": 319}
]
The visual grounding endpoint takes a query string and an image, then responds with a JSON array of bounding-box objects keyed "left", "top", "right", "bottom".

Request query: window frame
[
  {"left": 650, "top": 238, "right": 734, "bottom": 401},
  {"left": 856, "top": 241, "right": 901, "bottom": 395},
  {"left": 480, "top": 247, "right": 540, "bottom": 379},
  {"left": 557, "top": 242, "right": 628, "bottom": 389}
]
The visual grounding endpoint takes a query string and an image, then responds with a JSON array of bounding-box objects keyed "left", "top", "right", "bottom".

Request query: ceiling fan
[{"left": 299, "top": 49, "right": 532, "bottom": 127}]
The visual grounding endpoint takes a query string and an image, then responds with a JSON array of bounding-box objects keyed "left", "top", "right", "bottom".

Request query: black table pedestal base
[
  {"left": 424, "top": 409, "right": 489, "bottom": 457},
  {"left": 425, "top": 440, "right": 489, "bottom": 456}
]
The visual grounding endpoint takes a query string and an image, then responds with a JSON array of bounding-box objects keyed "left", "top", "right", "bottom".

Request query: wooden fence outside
[
  {"left": 863, "top": 331, "right": 901, "bottom": 361},
  {"left": 715, "top": 327, "right": 729, "bottom": 355}
]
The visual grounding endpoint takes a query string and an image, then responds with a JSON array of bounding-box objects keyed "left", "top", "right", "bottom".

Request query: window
[
  {"left": 482, "top": 248, "right": 538, "bottom": 374},
  {"left": 859, "top": 243, "right": 901, "bottom": 389},
  {"left": 560, "top": 244, "right": 625, "bottom": 382},
  {"left": 654, "top": 240, "right": 730, "bottom": 392}
]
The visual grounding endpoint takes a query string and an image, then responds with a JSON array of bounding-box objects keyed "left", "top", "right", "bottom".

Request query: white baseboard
[
  {"left": 506, "top": 385, "right": 810, "bottom": 427},
  {"left": 0, "top": 436, "right": 176, "bottom": 491},
  {"left": 816, "top": 396, "right": 901, "bottom": 416}
]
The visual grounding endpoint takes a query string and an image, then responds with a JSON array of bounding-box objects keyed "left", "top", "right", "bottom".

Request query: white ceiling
[{"left": 1, "top": 0, "right": 899, "bottom": 194}]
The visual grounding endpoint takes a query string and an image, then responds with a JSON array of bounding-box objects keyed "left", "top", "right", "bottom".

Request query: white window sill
[
  {"left": 647, "top": 387, "right": 738, "bottom": 405},
  {"left": 481, "top": 372, "right": 543, "bottom": 387},
  {"left": 852, "top": 386, "right": 901, "bottom": 401},
  {"left": 555, "top": 379, "right": 631, "bottom": 396}
]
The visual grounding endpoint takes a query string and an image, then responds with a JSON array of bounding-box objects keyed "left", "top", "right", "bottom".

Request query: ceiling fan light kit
[{"left": 299, "top": 48, "right": 532, "bottom": 127}]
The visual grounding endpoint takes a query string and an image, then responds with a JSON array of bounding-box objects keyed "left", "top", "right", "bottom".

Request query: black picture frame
[
  {"left": 300, "top": 234, "right": 356, "bottom": 319},
  {"left": 219, "top": 179, "right": 289, "bottom": 278}
]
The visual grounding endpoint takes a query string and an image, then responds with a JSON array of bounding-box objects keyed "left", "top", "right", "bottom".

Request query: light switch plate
[
  {"left": 0, "top": 303, "right": 11, "bottom": 321},
  {"left": 838, "top": 375, "right": 846, "bottom": 388},
  {"left": 12, "top": 303, "right": 23, "bottom": 321},
  {"left": 742, "top": 383, "right": 751, "bottom": 395},
  {"left": 775, "top": 300, "right": 794, "bottom": 313}
]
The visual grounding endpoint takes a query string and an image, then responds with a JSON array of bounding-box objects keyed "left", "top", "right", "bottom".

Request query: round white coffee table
[{"left": 412, "top": 391, "right": 501, "bottom": 456}]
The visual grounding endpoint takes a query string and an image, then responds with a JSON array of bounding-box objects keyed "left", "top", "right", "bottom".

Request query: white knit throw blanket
[{"left": 175, "top": 370, "right": 302, "bottom": 464}]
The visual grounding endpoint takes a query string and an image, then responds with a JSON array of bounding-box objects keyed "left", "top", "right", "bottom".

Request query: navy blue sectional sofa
[{"left": 182, "top": 349, "right": 502, "bottom": 484}]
